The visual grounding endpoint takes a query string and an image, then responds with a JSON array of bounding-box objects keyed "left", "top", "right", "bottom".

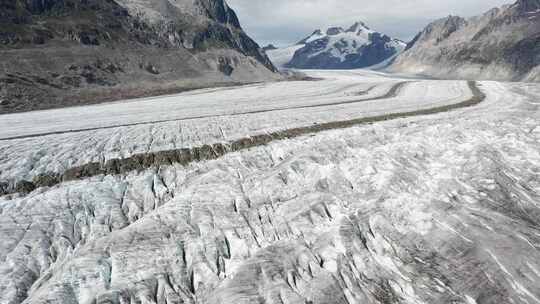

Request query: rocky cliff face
[
  {"left": 390, "top": 0, "right": 540, "bottom": 81},
  {"left": 0, "top": 0, "right": 278, "bottom": 113},
  {"left": 284, "top": 22, "right": 405, "bottom": 70}
]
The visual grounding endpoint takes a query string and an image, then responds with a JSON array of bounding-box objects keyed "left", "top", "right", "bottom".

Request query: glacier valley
[{"left": 0, "top": 70, "right": 539, "bottom": 304}]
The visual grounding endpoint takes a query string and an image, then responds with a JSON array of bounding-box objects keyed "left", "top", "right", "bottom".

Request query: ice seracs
[{"left": 1, "top": 70, "right": 540, "bottom": 304}]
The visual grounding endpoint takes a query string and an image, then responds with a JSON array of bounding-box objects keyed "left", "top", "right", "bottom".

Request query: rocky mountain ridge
[
  {"left": 390, "top": 0, "right": 540, "bottom": 81},
  {"left": 0, "top": 0, "right": 278, "bottom": 113}
]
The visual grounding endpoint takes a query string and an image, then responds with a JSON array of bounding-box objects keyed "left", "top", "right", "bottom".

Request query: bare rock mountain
[
  {"left": 390, "top": 0, "right": 540, "bottom": 81},
  {"left": 0, "top": 0, "right": 278, "bottom": 113},
  {"left": 283, "top": 22, "right": 406, "bottom": 70},
  {"left": 262, "top": 44, "right": 278, "bottom": 51}
]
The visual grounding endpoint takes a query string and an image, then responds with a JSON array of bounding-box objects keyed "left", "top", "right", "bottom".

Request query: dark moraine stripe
[{"left": 0, "top": 81, "right": 485, "bottom": 197}]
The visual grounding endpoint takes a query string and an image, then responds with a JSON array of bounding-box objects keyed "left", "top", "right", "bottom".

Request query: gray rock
[
  {"left": 143, "top": 63, "right": 160, "bottom": 75},
  {"left": 0, "top": 0, "right": 278, "bottom": 114},
  {"left": 326, "top": 26, "right": 345, "bottom": 35},
  {"left": 390, "top": 0, "right": 540, "bottom": 81},
  {"left": 218, "top": 59, "right": 234, "bottom": 76}
]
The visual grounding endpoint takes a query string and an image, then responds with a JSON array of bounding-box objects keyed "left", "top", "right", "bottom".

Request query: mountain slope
[
  {"left": 281, "top": 22, "right": 405, "bottom": 70},
  {"left": 265, "top": 44, "right": 304, "bottom": 67},
  {"left": 0, "top": 0, "right": 278, "bottom": 113},
  {"left": 390, "top": 0, "right": 540, "bottom": 81}
]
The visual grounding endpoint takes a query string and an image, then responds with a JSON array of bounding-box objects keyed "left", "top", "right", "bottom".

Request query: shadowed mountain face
[
  {"left": 0, "top": 0, "right": 277, "bottom": 113},
  {"left": 284, "top": 22, "right": 405, "bottom": 70},
  {"left": 516, "top": 0, "right": 540, "bottom": 12},
  {"left": 391, "top": 0, "right": 540, "bottom": 82}
]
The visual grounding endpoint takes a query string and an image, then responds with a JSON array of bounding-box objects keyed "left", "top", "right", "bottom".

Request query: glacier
[{"left": 0, "top": 70, "right": 539, "bottom": 304}]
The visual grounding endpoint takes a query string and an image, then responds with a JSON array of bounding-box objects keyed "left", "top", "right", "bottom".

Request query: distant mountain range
[
  {"left": 266, "top": 21, "right": 406, "bottom": 69},
  {"left": 390, "top": 0, "right": 540, "bottom": 81},
  {"left": 0, "top": 0, "right": 278, "bottom": 113},
  {"left": 265, "top": 0, "right": 539, "bottom": 82}
]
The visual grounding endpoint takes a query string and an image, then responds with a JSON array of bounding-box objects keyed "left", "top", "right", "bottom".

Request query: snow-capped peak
[
  {"left": 285, "top": 21, "right": 406, "bottom": 69},
  {"left": 297, "top": 29, "right": 325, "bottom": 44},
  {"left": 346, "top": 21, "right": 372, "bottom": 33},
  {"left": 298, "top": 22, "right": 374, "bottom": 45},
  {"left": 299, "top": 21, "right": 376, "bottom": 44},
  {"left": 268, "top": 21, "right": 406, "bottom": 69},
  {"left": 326, "top": 27, "right": 345, "bottom": 35}
]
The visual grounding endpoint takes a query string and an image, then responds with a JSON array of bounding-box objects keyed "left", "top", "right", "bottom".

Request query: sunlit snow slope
[{"left": 0, "top": 70, "right": 539, "bottom": 304}]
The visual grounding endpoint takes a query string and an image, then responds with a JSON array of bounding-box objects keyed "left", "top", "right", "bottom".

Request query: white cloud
[{"left": 227, "top": 0, "right": 513, "bottom": 46}]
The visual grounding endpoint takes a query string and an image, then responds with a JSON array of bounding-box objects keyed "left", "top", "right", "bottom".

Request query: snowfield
[
  {"left": 266, "top": 45, "right": 304, "bottom": 67},
  {"left": 0, "top": 70, "right": 539, "bottom": 304}
]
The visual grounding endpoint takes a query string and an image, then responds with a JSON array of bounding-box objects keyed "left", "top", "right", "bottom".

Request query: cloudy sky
[{"left": 227, "top": 0, "right": 512, "bottom": 46}]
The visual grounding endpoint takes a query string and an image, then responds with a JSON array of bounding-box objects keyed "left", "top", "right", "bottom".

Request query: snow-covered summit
[
  {"left": 297, "top": 21, "right": 374, "bottom": 45},
  {"left": 297, "top": 29, "right": 325, "bottom": 44},
  {"left": 282, "top": 21, "right": 405, "bottom": 69},
  {"left": 346, "top": 21, "right": 371, "bottom": 32}
]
